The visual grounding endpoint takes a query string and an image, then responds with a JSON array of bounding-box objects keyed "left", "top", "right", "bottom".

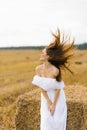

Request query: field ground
[{"left": 0, "top": 49, "right": 87, "bottom": 129}]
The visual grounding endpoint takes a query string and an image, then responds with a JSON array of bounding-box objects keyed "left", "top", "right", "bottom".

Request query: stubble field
[{"left": 0, "top": 49, "right": 87, "bottom": 129}]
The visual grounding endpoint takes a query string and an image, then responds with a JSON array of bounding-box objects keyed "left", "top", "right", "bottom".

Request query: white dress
[{"left": 32, "top": 74, "right": 67, "bottom": 130}]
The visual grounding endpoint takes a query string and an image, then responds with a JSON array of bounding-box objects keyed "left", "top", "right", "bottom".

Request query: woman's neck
[{"left": 42, "top": 60, "right": 52, "bottom": 68}]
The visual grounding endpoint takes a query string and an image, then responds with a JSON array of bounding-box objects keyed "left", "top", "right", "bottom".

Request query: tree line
[{"left": 0, "top": 43, "right": 87, "bottom": 50}]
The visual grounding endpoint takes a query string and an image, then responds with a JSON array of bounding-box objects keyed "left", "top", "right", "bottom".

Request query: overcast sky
[{"left": 0, "top": 0, "right": 87, "bottom": 47}]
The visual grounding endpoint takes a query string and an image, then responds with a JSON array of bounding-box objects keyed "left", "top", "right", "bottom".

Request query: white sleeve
[
  {"left": 32, "top": 76, "right": 48, "bottom": 91},
  {"left": 32, "top": 75, "right": 65, "bottom": 91},
  {"left": 54, "top": 80, "right": 65, "bottom": 89}
]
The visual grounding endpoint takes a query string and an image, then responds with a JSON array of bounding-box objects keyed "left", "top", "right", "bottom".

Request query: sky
[{"left": 0, "top": 0, "right": 87, "bottom": 47}]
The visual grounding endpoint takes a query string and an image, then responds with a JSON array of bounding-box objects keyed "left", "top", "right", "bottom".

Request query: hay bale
[
  {"left": 15, "top": 98, "right": 40, "bottom": 130},
  {"left": 75, "top": 61, "right": 82, "bottom": 64},
  {"left": 66, "top": 100, "right": 87, "bottom": 130},
  {"left": 15, "top": 89, "right": 40, "bottom": 130},
  {"left": 15, "top": 86, "right": 87, "bottom": 130}
]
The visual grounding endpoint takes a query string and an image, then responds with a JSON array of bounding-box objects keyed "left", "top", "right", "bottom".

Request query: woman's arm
[
  {"left": 40, "top": 88, "right": 51, "bottom": 103},
  {"left": 50, "top": 89, "right": 60, "bottom": 116},
  {"left": 52, "top": 89, "right": 60, "bottom": 106},
  {"left": 52, "top": 68, "right": 60, "bottom": 106},
  {"left": 35, "top": 66, "right": 52, "bottom": 105},
  {"left": 35, "top": 65, "right": 50, "bottom": 102},
  {"left": 40, "top": 88, "right": 52, "bottom": 110}
]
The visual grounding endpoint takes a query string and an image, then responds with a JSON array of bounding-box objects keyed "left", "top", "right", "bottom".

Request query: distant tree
[
  {"left": 0, "top": 43, "right": 87, "bottom": 50},
  {"left": 75, "top": 43, "right": 87, "bottom": 50}
]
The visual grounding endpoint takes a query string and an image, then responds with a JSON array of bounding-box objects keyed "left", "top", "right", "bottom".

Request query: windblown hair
[{"left": 45, "top": 28, "right": 76, "bottom": 82}]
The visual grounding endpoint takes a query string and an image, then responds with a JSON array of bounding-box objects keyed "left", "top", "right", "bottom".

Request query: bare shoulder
[
  {"left": 52, "top": 65, "right": 59, "bottom": 77},
  {"left": 35, "top": 64, "right": 42, "bottom": 74},
  {"left": 35, "top": 64, "right": 42, "bottom": 71}
]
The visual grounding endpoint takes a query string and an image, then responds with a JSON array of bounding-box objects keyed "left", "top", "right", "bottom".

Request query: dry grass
[{"left": 0, "top": 49, "right": 87, "bottom": 129}]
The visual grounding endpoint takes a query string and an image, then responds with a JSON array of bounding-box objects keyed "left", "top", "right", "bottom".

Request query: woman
[{"left": 32, "top": 29, "right": 75, "bottom": 130}]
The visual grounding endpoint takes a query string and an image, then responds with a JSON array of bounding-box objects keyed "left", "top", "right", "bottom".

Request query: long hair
[{"left": 45, "top": 28, "right": 76, "bottom": 82}]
